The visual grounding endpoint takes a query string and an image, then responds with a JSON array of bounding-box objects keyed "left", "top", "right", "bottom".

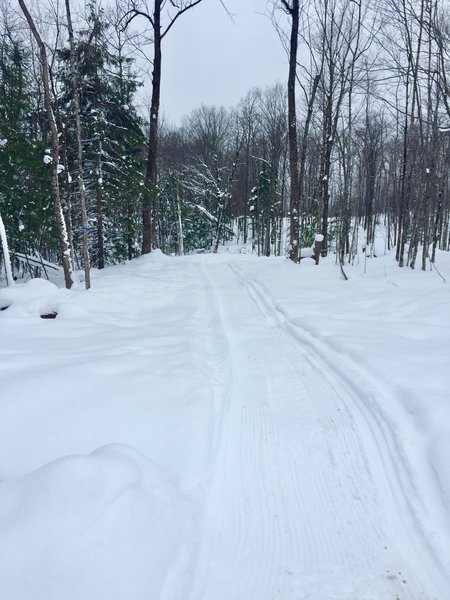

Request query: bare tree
[
  {"left": 275, "top": 0, "right": 301, "bottom": 262},
  {"left": 235, "top": 89, "right": 260, "bottom": 243},
  {"left": 257, "top": 84, "right": 288, "bottom": 256},
  {"left": 122, "top": 0, "right": 204, "bottom": 254},
  {"left": 314, "top": 0, "right": 365, "bottom": 260}
]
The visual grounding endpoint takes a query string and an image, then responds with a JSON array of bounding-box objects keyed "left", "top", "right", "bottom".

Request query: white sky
[{"left": 160, "top": 0, "right": 288, "bottom": 124}]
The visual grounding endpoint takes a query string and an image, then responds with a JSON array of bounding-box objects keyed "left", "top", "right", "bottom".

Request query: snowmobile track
[{"left": 172, "top": 259, "right": 450, "bottom": 600}]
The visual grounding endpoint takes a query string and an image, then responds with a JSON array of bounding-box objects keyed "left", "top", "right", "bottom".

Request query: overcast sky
[{"left": 159, "top": 0, "right": 288, "bottom": 124}]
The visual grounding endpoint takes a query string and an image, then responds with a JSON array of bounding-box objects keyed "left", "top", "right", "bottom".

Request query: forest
[
  {"left": 1, "top": 3, "right": 450, "bottom": 599},
  {"left": 1, "top": 0, "right": 450, "bottom": 288}
]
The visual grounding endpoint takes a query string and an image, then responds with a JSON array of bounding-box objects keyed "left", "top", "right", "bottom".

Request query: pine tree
[
  {"left": 0, "top": 34, "right": 52, "bottom": 261},
  {"left": 58, "top": 1, "right": 145, "bottom": 267}
]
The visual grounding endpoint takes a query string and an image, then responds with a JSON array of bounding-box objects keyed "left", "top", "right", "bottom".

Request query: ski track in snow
[
  {"left": 166, "top": 257, "right": 449, "bottom": 600},
  {"left": 1, "top": 254, "right": 449, "bottom": 600}
]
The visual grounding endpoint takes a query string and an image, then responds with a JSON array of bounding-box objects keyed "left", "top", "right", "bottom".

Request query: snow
[
  {"left": 0, "top": 278, "right": 68, "bottom": 316},
  {"left": 299, "top": 246, "right": 314, "bottom": 257},
  {"left": 195, "top": 204, "right": 218, "bottom": 222},
  {"left": 0, "top": 242, "right": 449, "bottom": 599},
  {"left": 0, "top": 444, "right": 187, "bottom": 600},
  {"left": 43, "top": 155, "right": 52, "bottom": 165}
]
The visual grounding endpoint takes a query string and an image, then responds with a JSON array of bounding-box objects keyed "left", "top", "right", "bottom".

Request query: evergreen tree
[
  {"left": 0, "top": 34, "right": 51, "bottom": 260},
  {"left": 57, "top": 1, "right": 145, "bottom": 267}
]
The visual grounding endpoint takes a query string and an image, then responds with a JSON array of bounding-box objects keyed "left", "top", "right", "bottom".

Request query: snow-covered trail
[
  {"left": 169, "top": 257, "right": 449, "bottom": 600},
  {"left": 1, "top": 252, "right": 449, "bottom": 600}
]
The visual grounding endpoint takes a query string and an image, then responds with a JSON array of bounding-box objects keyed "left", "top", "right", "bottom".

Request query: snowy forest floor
[{"left": 0, "top": 244, "right": 449, "bottom": 600}]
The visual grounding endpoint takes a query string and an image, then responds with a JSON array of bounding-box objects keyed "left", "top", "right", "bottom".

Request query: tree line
[{"left": 1, "top": 0, "right": 449, "bottom": 288}]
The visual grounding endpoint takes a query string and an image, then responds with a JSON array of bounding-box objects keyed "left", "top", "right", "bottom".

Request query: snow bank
[
  {"left": 0, "top": 254, "right": 223, "bottom": 599},
  {"left": 0, "top": 444, "right": 189, "bottom": 600},
  {"left": 0, "top": 278, "right": 70, "bottom": 317}
]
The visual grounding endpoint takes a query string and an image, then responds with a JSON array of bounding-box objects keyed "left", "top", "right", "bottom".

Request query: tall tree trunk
[
  {"left": 0, "top": 214, "right": 14, "bottom": 286},
  {"left": 96, "top": 142, "right": 105, "bottom": 269},
  {"left": 286, "top": 0, "right": 300, "bottom": 263},
  {"left": 142, "top": 0, "right": 162, "bottom": 254},
  {"left": 19, "top": 0, "right": 74, "bottom": 289},
  {"left": 298, "top": 73, "right": 321, "bottom": 259},
  {"left": 318, "top": 96, "right": 333, "bottom": 261},
  {"left": 177, "top": 193, "right": 184, "bottom": 255},
  {"left": 61, "top": 140, "right": 75, "bottom": 265},
  {"left": 123, "top": 0, "right": 204, "bottom": 254},
  {"left": 396, "top": 79, "right": 410, "bottom": 267},
  {"left": 65, "top": 0, "right": 91, "bottom": 289}
]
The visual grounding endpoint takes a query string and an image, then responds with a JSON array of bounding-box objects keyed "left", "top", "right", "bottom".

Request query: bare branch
[
  {"left": 120, "top": 8, "right": 155, "bottom": 32},
  {"left": 161, "top": 0, "right": 204, "bottom": 40}
]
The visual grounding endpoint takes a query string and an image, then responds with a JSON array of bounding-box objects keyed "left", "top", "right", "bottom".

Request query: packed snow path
[
  {"left": 168, "top": 257, "right": 449, "bottom": 600},
  {"left": 1, "top": 252, "right": 449, "bottom": 600}
]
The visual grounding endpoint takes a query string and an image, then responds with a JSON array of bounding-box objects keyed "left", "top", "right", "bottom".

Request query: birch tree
[
  {"left": 64, "top": 0, "right": 91, "bottom": 288},
  {"left": 0, "top": 213, "right": 14, "bottom": 286},
  {"left": 18, "top": 0, "right": 75, "bottom": 289}
]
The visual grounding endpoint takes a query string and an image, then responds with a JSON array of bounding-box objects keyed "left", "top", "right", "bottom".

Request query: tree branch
[
  {"left": 280, "top": 0, "right": 293, "bottom": 15},
  {"left": 161, "top": 0, "right": 204, "bottom": 40},
  {"left": 120, "top": 8, "right": 154, "bottom": 32}
]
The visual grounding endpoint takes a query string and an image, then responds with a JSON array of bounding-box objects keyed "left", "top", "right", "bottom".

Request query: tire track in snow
[{"left": 180, "top": 259, "right": 442, "bottom": 600}]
